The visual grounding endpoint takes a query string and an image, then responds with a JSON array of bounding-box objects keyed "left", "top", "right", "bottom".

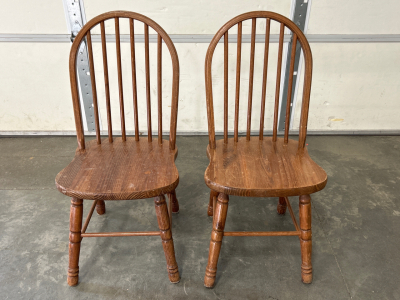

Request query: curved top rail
[
  {"left": 69, "top": 11, "right": 180, "bottom": 151},
  {"left": 205, "top": 11, "right": 313, "bottom": 150}
]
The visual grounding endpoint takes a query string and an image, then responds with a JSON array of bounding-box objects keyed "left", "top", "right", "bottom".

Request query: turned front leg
[
  {"left": 95, "top": 200, "right": 106, "bottom": 215},
  {"left": 67, "top": 198, "right": 83, "bottom": 286},
  {"left": 299, "top": 194, "right": 312, "bottom": 283},
  {"left": 204, "top": 193, "right": 229, "bottom": 288},
  {"left": 167, "top": 190, "right": 180, "bottom": 213},
  {"left": 154, "top": 195, "right": 180, "bottom": 283},
  {"left": 277, "top": 197, "right": 287, "bottom": 215},
  {"left": 207, "top": 190, "right": 219, "bottom": 216}
]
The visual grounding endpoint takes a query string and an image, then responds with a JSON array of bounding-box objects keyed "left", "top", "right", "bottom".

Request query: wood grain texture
[
  {"left": 204, "top": 11, "right": 323, "bottom": 288},
  {"left": 86, "top": 31, "right": 101, "bottom": 144},
  {"left": 129, "top": 18, "right": 139, "bottom": 141},
  {"left": 204, "top": 137, "right": 327, "bottom": 197},
  {"left": 167, "top": 190, "right": 180, "bottom": 213},
  {"left": 115, "top": 17, "right": 126, "bottom": 141},
  {"left": 204, "top": 193, "right": 229, "bottom": 288},
  {"left": 207, "top": 190, "right": 218, "bottom": 217},
  {"left": 61, "top": 11, "right": 181, "bottom": 286},
  {"left": 100, "top": 21, "right": 113, "bottom": 143},
  {"left": 69, "top": 11, "right": 180, "bottom": 151},
  {"left": 204, "top": 11, "right": 313, "bottom": 149},
  {"left": 145, "top": 23, "right": 152, "bottom": 142},
  {"left": 246, "top": 18, "right": 256, "bottom": 141},
  {"left": 95, "top": 200, "right": 106, "bottom": 215},
  {"left": 67, "top": 198, "right": 83, "bottom": 286},
  {"left": 233, "top": 22, "right": 242, "bottom": 143},
  {"left": 56, "top": 137, "right": 179, "bottom": 200},
  {"left": 284, "top": 33, "right": 297, "bottom": 143},
  {"left": 273, "top": 23, "right": 285, "bottom": 142},
  {"left": 154, "top": 195, "right": 180, "bottom": 283},
  {"left": 259, "top": 18, "right": 270, "bottom": 140},
  {"left": 277, "top": 197, "right": 287, "bottom": 215},
  {"left": 299, "top": 194, "right": 312, "bottom": 283}
]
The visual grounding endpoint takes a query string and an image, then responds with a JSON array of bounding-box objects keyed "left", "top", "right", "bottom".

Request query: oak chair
[
  {"left": 203, "top": 11, "right": 328, "bottom": 288},
  {"left": 55, "top": 11, "right": 180, "bottom": 286}
]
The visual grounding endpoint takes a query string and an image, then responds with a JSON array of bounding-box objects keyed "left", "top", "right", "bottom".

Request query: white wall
[{"left": 0, "top": 0, "right": 399, "bottom": 134}]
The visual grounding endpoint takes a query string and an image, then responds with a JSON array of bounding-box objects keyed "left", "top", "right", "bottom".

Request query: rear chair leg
[
  {"left": 154, "top": 195, "right": 180, "bottom": 283},
  {"left": 96, "top": 200, "right": 106, "bottom": 215},
  {"left": 167, "top": 190, "right": 180, "bottom": 213},
  {"left": 204, "top": 193, "right": 229, "bottom": 288},
  {"left": 67, "top": 198, "right": 83, "bottom": 286},
  {"left": 299, "top": 194, "right": 312, "bottom": 283},
  {"left": 277, "top": 197, "right": 287, "bottom": 215},
  {"left": 207, "top": 190, "right": 219, "bottom": 216}
]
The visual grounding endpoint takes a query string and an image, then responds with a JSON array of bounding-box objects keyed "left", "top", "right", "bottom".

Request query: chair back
[
  {"left": 205, "top": 11, "right": 312, "bottom": 149},
  {"left": 70, "top": 11, "right": 179, "bottom": 150}
]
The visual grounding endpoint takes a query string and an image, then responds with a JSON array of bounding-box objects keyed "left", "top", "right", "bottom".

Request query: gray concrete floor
[{"left": 0, "top": 136, "right": 399, "bottom": 299}]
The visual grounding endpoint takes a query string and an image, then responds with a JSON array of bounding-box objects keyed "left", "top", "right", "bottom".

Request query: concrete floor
[{"left": 0, "top": 136, "right": 399, "bottom": 299}]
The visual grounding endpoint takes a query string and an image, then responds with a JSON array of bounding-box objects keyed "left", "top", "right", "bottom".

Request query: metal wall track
[{"left": 62, "top": 0, "right": 96, "bottom": 132}]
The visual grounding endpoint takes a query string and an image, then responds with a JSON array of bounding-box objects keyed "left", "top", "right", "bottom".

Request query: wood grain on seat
[
  {"left": 205, "top": 137, "right": 327, "bottom": 197},
  {"left": 203, "top": 11, "right": 328, "bottom": 287},
  {"left": 59, "top": 11, "right": 181, "bottom": 286},
  {"left": 56, "top": 137, "right": 179, "bottom": 200}
]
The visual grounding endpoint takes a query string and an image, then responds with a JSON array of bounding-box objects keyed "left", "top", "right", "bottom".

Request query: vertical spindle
[
  {"left": 145, "top": 24, "right": 152, "bottom": 142},
  {"left": 115, "top": 17, "right": 126, "bottom": 141},
  {"left": 259, "top": 18, "right": 271, "bottom": 140},
  {"left": 284, "top": 34, "right": 297, "bottom": 143},
  {"left": 223, "top": 32, "right": 228, "bottom": 144},
  {"left": 158, "top": 34, "right": 162, "bottom": 145},
  {"left": 273, "top": 23, "right": 285, "bottom": 142},
  {"left": 234, "top": 22, "right": 242, "bottom": 143},
  {"left": 100, "top": 21, "right": 112, "bottom": 143},
  {"left": 129, "top": 18, "right": 139, "bottom": 141},
  {"left": 86, "top": 31, "right": 101, "bottom": 144},
  {"left": 246, "top": 18, "right": 256, "bottom": 141}
]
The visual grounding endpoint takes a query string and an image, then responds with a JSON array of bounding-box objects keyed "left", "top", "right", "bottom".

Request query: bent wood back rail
[
  {"left": 55, "top": 11, "right": 180, "bottom": 286},
  {"left": 203, "top": 11, "right": 328, "bottom": 288}
]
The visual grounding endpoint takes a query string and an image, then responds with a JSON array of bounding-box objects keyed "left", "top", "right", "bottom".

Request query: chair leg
[
  {"left": 67, "top": 198, "right": 83, "bottom": 286},
  {"left": 204, "top": 193, "right": 229, "bottom": 288},
  {"left": 207, "top": 190, "right": 219, "bottom": 216},
  {"left": 277, "top": 197, "right": 287, "bottom": 215},
  {"left": 154, "top": 195, "right": 180, "bottom": 283},
  {"left": 167, "top": 190, "right": 180, "bottom": 213},
  {"left": 299, "top": 194, "right": 312, "bottom": 283},
  {"left": 95, "top": 200, "right": 106, "bottom": 215}
]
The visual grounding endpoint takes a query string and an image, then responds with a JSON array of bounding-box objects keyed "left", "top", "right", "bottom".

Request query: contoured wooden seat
[
  {"left": 205, "top": 137, "right": 327, "bottom": 197},
  {"left": 55, "top": 11, "right": 180, "bottom": 286},
  {"left": 56, "top": 137, "right": 179, "bottom": 200},
  {"left": 203, "top": 11, "right": 328, "bottom": 288}
]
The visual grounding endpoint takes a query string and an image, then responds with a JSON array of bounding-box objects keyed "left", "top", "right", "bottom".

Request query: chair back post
[
  {"left": 69, "top": 11, "right": 179, "bottom": 151},
  {"left": 205, "top": 11, "right": 313, "bottom": 150}
]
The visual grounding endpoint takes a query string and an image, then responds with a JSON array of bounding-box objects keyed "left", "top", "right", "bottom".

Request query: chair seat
[
  {"left": 204, "top": 137, "right": 327, "bottom": 197},
  {"left": 55, "top": 137, "right": 179, "bottom": 200}
]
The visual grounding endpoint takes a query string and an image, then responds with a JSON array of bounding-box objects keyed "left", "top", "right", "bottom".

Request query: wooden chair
[
  {"left": 55, "top": 11, "right": 180, "bottom": 286},
  {"left": 203, "top": 11, "right": 328, "bottom": 288}
]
